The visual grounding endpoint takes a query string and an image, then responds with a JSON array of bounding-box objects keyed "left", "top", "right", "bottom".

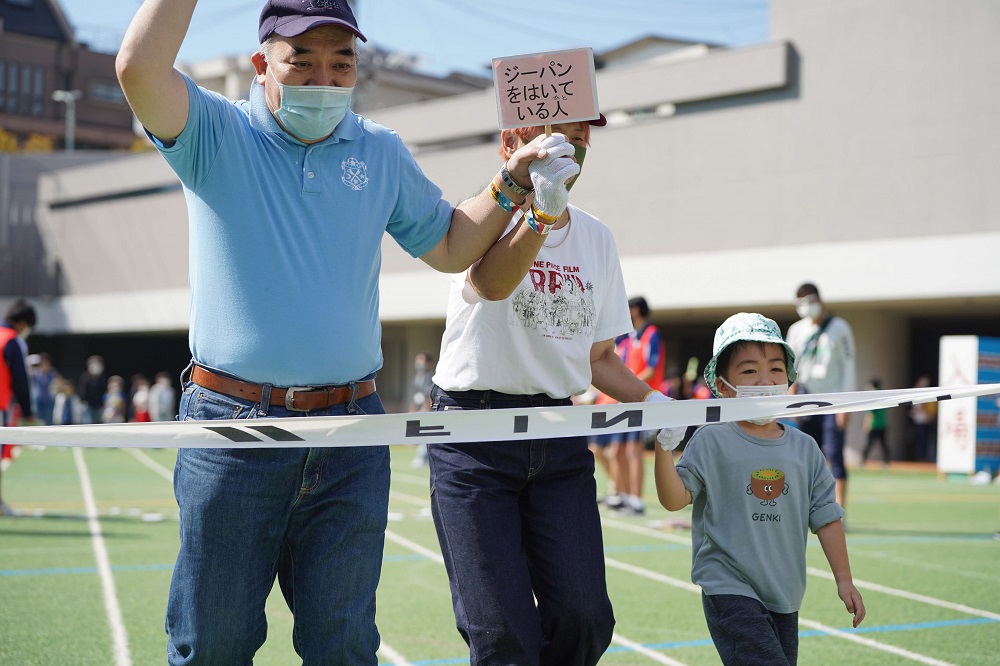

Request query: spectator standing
[
  {"left": 1, "top": 299, "right": 39, "bottom": 516},
  {"left": 51, "top": 377, "right": 81, "bottom": 425},
  {"left": 77, "top": 355, "right": 107, "bottom": 425},
  {"left": 910, "top": 374, "right": 937, "bottom": 462},
  {"left": 785, "top": 282, "right": 857, "bottom": 509},
  {"left": 612, "top": 296, "right": 666, "bottom": 515},
  {"left": 101, "top": 375, "right": 128, "bottom": 424},
  {"left": 408, "top": 351, "right": 435, "bottom": 468},
  {"left": 147, "top": 371, "right": 177, "bottom": 422},
  {"left": 131, "top": 376, "right": 152, "bottom": 422},
  {"left": 655, "top": 312, "right": 865, "bottom": 665},
  {"left": 861, "top": 378, "right": 890, "bottom": 468},
  {"left": 115, "top": 0, "right": 570, "bottom": 662},
  {"left": 126, "top": 373, "right": 149, "bottom": 422},
  {"left": 29, "top": 352, "right": 59, "bottom": 425}
]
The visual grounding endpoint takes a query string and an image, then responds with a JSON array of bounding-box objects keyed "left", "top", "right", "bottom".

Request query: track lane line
[{"left": 74, "top": 448, "right": 132, "bottom": 666}]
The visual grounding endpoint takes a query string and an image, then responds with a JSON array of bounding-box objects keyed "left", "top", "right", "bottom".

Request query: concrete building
[{"left": 12, "top": 0, "right": 1000, "bottom": 462}]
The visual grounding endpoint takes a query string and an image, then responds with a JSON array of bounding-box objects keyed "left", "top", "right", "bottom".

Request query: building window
[
  {"left": 90, "top": 79, "right": 126, "bottom": 105},
  {"left": 31, "top": 66, "right": 44, "bottom": 116},
  {"left": 19, "top": 65, "right": 31, "bottom": 114},
  {"left": 6, "top": 63, "right": 17, "bottom": 114}
]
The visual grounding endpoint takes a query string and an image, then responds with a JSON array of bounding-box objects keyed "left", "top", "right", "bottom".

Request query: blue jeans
[
  {"left": 702, "top": 593, "right": 799, "bottom": 665},
  {"left": 427, "top": 387, "right": 615, "bottom": 666},
  {"left": 801, "top": 413, "right": 846, "bottom": 480},
  {"left": 166, "top": 370, "right": 389, "bottom": 666}
]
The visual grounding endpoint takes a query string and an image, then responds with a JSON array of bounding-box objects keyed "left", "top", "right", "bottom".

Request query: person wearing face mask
[
  {"left": 1, "top": 299, "right": 39, "bottom": 517},
  {"left": 785, "top": 282, "right": 857, "bottom": 510},
  {"left": 115, "top": 1, "right": 575, "bottom": 663},
  {"left": 654, "top": 312, "right": 864, "bottom": 666},
  {"left": 426, "top": 120, "right": 686, "bottom": 666}
]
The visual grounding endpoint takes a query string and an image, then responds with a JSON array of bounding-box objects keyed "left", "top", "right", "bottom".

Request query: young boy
[{"left": 654, "top": 312, "right": 865, "bottom": 665}]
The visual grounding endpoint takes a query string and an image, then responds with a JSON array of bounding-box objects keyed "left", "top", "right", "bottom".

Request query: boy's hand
[
  {"left": 644, "top": 391, "right": 686, "bottom": 451},
  {"left": 839, "top": 582, "right": 866, "bottom": 627}
]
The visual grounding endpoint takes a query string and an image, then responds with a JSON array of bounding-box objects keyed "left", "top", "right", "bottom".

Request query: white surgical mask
[
  {"left": 720, "top": 377, "right": 789, "bottom": 425},
  {"left": 274, "top": 83, "right": 353, "bottom": 142},
  {"left": 796, "top": 301, "right": 822, "bottom": 321}
]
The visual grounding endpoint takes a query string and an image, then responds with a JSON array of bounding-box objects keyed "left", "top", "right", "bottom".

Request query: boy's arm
[
  {"left": 816, "top": 519, "right": 866, "bottom": 627},
  {"left": 654, "top": 446, "right": 692, "bottom": 511}
]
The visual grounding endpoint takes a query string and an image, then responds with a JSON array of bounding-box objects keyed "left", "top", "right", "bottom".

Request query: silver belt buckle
[{"left": 284, "top": 387, "right": 313, "bottom": 412}]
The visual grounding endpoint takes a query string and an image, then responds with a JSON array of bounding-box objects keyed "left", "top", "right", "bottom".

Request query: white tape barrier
[{"left": 2, "top": 384, "right": 998, "bottom": 450}]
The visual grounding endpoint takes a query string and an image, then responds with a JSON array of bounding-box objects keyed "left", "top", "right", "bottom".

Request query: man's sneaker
[
  {"left": 627, "top": 495, "right": 646, "bottom": 515},
  {"left": 0, "top": 501, "right": 19, "bottom": 517}
]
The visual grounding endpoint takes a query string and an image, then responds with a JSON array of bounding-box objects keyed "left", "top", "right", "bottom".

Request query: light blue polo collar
[{"left": 247, "top": 77, "right": 363, "bottom": 144}]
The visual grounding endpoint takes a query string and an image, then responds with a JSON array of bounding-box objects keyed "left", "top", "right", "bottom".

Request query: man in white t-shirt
[
  {"left": 428, "top": 119, "right": 685, "bottom": 665},
  {"left": 785, "top": 282, "right": 857, "bottom": 509}
]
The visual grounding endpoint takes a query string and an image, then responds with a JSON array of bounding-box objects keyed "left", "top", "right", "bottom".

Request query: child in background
[
  {"left": 861, "top": 378, "right": 890, "bottom": 468},
  {"left": 654, "top": 312, "right": 864, "bottom": 665}
]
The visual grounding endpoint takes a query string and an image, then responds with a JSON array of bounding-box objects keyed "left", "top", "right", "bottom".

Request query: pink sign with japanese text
[{"left": 492, "top": 48, "right": 600, "bottom": 130}]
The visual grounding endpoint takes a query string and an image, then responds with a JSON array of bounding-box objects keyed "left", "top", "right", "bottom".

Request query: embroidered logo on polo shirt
[{"left": 341, "top": 157, "right": 369, "bottom": 190}]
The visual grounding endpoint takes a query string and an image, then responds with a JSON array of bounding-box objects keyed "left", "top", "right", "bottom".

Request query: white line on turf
[
  {"left": 797, "top": 618, "right": 958, "bottom": 666},
  {"left": 388, "top": 490, "right": 432, "bottom": 507},
  {"left": 385, "top": 528, "right": 679, "bottom": 663},
  {"left": 603, "top": 515, "right": 1000, "bottom": 622},
  {"left": 123, "top": 448, "right": 173, "bottom": 482},
  {"left": 848, "top": 547, "right": 1000, "bottom": 585},
  {"left": 605, "top": 554, "right": 962, "bottom": 664},
  {"left": 125, "top": 449, "right": 422, "bottom": 665},
  {"left": 806, "top": 568, "right": 1000, "bottom": 621},
  {"left": 376, "top": 640, "right": 416, "bottom": 666},
  {"left": 384, "top": 529, "right": 445, "bottom": 565},
  {"left": 611, "top": 632, "right": 688, "bottom": 666},
  {"left": 604, "top": 557, "right": 699, "bottom": 593},
  {"left": 74, "top": 448, "right": 132, "bottom": 666}
]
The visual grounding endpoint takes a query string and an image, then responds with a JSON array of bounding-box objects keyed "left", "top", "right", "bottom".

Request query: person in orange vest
[
  {"left": 1, "top": 299, "right": 38, "bottom": 517},
  {"left": 610, "top": 296, "right": 666, "bottom": 515}
]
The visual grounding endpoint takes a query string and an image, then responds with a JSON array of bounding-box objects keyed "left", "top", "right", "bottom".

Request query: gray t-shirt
[{"left": 676, "top": 422, "right": 844, "bottom": 613}]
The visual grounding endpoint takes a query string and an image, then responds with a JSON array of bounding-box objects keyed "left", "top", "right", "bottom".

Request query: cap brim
[
  {"left": 588, "top": 113, "right": 607, "bottom": 127},
  {"left": 272, "top": 16, "right": 367, "bottom": 42}
]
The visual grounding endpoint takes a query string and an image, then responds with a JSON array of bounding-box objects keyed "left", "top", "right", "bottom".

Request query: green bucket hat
[{"left": 703, "top": 312, "right": 798, "bottom": 398}]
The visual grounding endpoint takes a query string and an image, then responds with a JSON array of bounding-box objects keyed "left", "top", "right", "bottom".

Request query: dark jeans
[
  {"left": 427, "top": 387, "right": 615, "bottom": 666},
  {"left": 801, "top": 413, "right": 846, "bottom": 480},
  {"left": 703, "top": 593, "right": 799, "bottom": 665}
]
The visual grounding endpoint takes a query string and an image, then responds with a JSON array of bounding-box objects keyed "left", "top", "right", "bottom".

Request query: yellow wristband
[
  {"left": 530, "top": 203, "right": 559, "bottom": 223},
  {"left": 489, "top": 182, "right": 518, "bottom": 213}
]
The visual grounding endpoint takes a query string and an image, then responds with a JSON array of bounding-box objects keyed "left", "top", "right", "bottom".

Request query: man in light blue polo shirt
[{"left": 116, "top": 1, "right": 576, "bottom": 663}]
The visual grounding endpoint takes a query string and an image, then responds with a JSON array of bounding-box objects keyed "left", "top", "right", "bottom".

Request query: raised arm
[
  {"left": 419, "top": 134, "right": 573, "bottom": 274},
  {"left": 115, "top": 0, "right": 197, "bottom": 141}
]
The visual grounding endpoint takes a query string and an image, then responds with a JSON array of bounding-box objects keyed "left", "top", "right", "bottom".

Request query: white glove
[
  {"left": 527, "top": 135, "right": 579, "bottom": 219},
  {"left": 644, "top": 391, "right": 687, "bottom": 451}
]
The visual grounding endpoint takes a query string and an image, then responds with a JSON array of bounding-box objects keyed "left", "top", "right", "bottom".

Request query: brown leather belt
[{"left": 191, "top": 366, "right": 376, "bottom": 412}]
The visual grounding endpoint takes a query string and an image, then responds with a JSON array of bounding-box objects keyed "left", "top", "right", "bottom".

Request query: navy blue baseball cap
[{"left": 259, "top": 0, "right": 367, "bottom": 44}]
